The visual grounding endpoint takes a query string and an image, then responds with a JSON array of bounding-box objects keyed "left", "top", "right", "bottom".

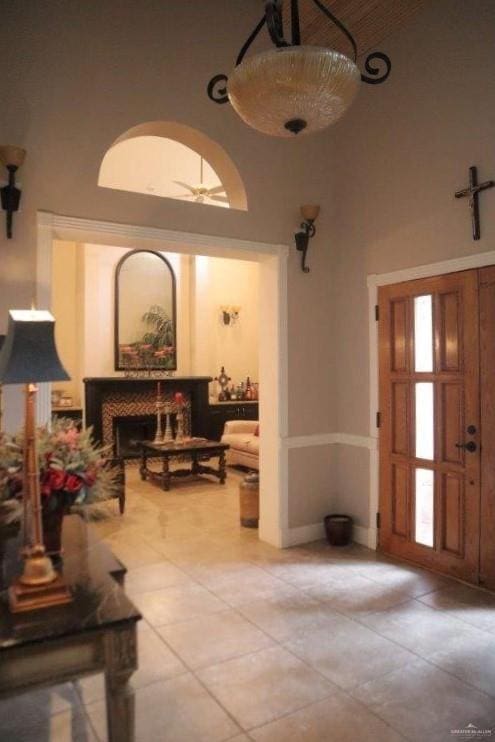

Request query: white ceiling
[{"left": 99, "top": 136, "right": 229, "bottom": 208}]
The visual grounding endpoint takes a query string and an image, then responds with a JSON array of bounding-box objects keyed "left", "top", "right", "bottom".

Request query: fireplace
[
  {"left": 114, "top": 415, "right": 156, "bottom": 458},
  {"left": 84, "top": 377, "right": 212, "bottom": 456},
  {"left": 113, "top": 413, "right": 181, "bottom": 458}
]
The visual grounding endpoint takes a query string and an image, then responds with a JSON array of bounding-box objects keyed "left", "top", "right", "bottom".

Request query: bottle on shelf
[
  {"left": 245, "top": 376, "right": 253, "bottom": 400},
  {"left": 230, "top": 384, "right": 237, "bottom": 401}
]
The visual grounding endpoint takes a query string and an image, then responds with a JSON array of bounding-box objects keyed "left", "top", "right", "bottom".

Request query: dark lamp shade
[{"left": 0, "top": 310, "right": 70, "bottom": 384}]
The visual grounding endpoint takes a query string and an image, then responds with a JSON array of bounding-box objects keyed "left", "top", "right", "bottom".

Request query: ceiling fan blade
[
  {"left": 176, "top": 193, "right": 197, "bottom": 199},
  {"left": 173, "top": 181, "right": 196, "bottom": 194},
  {"left": 209, "top": 195, "right": 230, "bottom": 203},
  {"left": 207, "top": 185, "right": 227, "bottom": 195}
]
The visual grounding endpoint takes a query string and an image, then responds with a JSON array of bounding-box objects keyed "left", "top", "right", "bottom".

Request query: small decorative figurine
[{"left": 215, "top": 366, "right": 231, "bottom": 402}]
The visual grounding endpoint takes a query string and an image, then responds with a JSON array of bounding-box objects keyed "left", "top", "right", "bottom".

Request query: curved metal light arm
[
  {"left": 235, "top": 14, "right": 267, "bottom": 66},
  {"left": 265, "top": 1, "right": 289, "bottom": 47},
  {"left": 310, "top": 0, "right": 391, "bottom": 83},
  {"left": 206, "top": 0, "right": 392, "bottom": 106},
  {"left": 207, "top": 12, "right": 267, "bottom": 104},
  {"left": 361, "top": 52, "right": 392, "bottom": 84},
  {"left": 310, "top": 0, "right": 357, "bottom": 61}
]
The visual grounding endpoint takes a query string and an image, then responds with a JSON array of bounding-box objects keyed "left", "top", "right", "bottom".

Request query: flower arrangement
[
  {"left": 0, "top": 418, "right": 118, "bottom": 523},
  {"left": 0, "top": 433, "right": 23, "bottom": 524}
]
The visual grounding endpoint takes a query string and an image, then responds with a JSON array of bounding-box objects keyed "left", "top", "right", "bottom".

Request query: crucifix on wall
[{"left": 455, "top": 165, "right": 494, "bottom": 241}]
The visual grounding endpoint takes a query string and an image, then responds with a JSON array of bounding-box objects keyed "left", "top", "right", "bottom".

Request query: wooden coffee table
[{"left": 140, "top": 439, "right": 230, "bottom": 491}]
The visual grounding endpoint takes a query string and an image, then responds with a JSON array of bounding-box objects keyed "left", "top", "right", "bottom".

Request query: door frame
[
  {"left": 368, "top": 249, "right": 495, "bottom": 550},
  {"left": 34, "top": 210, "right": 290, "bottom": 548}
]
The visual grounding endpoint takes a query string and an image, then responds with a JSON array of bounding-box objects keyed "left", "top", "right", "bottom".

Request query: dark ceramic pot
[
  {"left": 42, "top": 505, "right": 65, "bottom": 556},
  {"left": 324, "top": 514, "right": 353, "bottom": 546}
]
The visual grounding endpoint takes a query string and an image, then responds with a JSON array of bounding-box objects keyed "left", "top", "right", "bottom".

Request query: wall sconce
[
  {"left": 0, "top": 145, "right": 26, "bottom": 239},
  {"left": 220, "top": 306, "right": 241, "bottom": 325},
  {"left": 294, "top": 204, "right": 320, "bottom": 273}
]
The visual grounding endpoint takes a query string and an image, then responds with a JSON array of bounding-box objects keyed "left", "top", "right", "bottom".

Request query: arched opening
[{"left": 98, "top": 121, "right": 248, "bottom": 211}]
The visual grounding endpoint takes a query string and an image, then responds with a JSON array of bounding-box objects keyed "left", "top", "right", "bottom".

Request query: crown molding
[{"left": 37, "top": 211, "right": 290, "bottom": 258}]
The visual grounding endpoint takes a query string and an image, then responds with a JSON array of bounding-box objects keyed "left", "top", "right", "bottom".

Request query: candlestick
[
  {"left": 153, "top": 384, "right": 163, "bottom": 444},
  {"left": 175, "top": 409, "right": 184, "bottom": 444},
  {"left": 163, "top": 402, "right": 173, "bottom": 442}
]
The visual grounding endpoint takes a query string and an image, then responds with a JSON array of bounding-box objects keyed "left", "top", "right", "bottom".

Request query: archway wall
[
  {"left": 1, "top": 0, "right": 341, "bottom": 545},
  {"left": 102, "top": 121, "right": 248, "bottom": 210}
]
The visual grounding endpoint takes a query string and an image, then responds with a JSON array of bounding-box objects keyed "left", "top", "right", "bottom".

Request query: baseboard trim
[
  {"left": 282, "top": 523, "right": 325, "bottom": 547},
  {"left": 284, "top": 522, "right": 373, "bottom": 549},
  {"left": 353, "top": 524, "right": 371, "bottom": 548}
]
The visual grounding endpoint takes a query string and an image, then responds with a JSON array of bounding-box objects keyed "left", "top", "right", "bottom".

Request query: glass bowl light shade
[{"left": 227, "top": 46, "right": 361, "bottom": 138}]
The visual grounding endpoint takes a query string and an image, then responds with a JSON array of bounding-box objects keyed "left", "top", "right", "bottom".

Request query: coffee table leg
[
  {"left": 162, "top": 455, "right": 171, "bottom": 491},
  {"left": 191, "top": 452, "right": 200, "bottom": 476},
  {"left": 139, "top": 449, "right": 147, "bottom": 481},
  {"left": 219, "top": 450, "right": 226, "bottom": 484}
]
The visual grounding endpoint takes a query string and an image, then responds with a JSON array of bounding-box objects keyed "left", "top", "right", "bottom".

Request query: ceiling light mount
[{"left": 207, "top": 0, "right": 391, "bottom": 138}]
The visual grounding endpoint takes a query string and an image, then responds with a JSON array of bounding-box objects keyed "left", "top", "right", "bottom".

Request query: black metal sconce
[
  {"left": 0, "top": 146, "right": 26, "bottom": 239},
  {"left": 294, "top": 205, "right": 320, "bottom": 273}
]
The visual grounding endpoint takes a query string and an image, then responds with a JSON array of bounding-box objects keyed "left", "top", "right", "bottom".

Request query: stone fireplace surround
[{"left": 84, "top": 377, "right": 212, "bottom": 455}]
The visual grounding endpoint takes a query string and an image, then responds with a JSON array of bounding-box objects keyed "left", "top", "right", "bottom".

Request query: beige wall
[
  {"left": 3, "top": 0, "right": 490, "bottom": 536},
  {"left": 51, "top": 243, "right": 191, "bottom": 390},
  {"left": 0, "top": 0, "right": 337, "bottom": 439},
  {"left": 51, "top": 241, "right": 81, "bottom": 404},
  {"left": 332, "top": 0, "right": 495, "bottom": 528},
  {"left": 51, "top": 244, "right": 259, "bottom": 407},
  {"left": 1, "top": 0, "right": 338, "bottom": 534},
  {"left": 191, "top": 256, "right": 259, "bottom": 398}
]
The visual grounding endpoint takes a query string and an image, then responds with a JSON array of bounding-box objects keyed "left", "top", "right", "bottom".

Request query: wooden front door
[{"left": 378, "top": 270, "right": 481, "bottom": 583}]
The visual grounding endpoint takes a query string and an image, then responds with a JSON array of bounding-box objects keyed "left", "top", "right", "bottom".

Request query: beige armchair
[{"left": 221, "top": 420, "right": 259, "bottom": 470}]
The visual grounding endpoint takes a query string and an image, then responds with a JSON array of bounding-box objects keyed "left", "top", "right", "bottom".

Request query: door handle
[{"left": 455, "top": 441, "right": 477, "bottom": 453}]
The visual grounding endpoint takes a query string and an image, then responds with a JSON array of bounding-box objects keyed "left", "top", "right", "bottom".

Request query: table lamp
[{"left": 0, "top": 309, "right": 73, "bottom": 612}]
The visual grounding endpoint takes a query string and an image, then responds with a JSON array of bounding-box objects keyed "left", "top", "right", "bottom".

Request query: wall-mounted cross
[{"left": 455, "top": 165, "right": 494, "bottom": 241}]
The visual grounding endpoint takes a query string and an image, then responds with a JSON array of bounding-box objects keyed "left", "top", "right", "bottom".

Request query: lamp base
[
  {"left": 9, "top": 574, "right": 72, "bottom": 613},
  {"left": 8, "top": 544, "right": 72, "bottom": 613}
]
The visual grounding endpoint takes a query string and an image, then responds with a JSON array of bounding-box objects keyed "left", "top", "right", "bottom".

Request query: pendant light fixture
[{"left": 207, "top": 0, "right": 391, "bottom": 138}]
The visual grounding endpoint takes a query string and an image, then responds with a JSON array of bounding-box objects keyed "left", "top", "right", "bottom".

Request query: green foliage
[
  {"left": 0, "top": 419, "right": 120, "bottom": 523},
  {"left": 141, "top": 304, "right": 174, "bottom": 349}
]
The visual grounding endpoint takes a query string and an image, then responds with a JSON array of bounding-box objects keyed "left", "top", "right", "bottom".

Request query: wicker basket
[{"left": 239, "top": 473, "right": 259, "bottom": 528}]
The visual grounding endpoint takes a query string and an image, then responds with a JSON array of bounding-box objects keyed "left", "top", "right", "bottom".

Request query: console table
[{"left": 0, "top": 516, "right": 141, "bottom": 742}]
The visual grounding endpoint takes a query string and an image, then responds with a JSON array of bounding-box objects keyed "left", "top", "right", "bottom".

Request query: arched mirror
[{"left": 115, "top": 249, "right": 177, "bottom": 371}]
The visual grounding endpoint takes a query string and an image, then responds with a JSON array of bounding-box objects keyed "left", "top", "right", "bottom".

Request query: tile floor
[{"left": 2, "top": 466, "right": 495, "bottom": 741}]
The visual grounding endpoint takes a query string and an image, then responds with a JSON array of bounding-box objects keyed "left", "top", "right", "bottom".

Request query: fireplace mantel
[{"left": 84, "top": 376, "right": 212, "bottom": 448}]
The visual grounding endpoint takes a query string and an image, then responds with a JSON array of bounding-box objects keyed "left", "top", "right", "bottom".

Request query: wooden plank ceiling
[{"left": 282, "top": 0, "right": 425, "bottom": 57}]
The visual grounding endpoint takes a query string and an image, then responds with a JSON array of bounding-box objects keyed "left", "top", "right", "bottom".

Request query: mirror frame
[{"left": 114, "top": 248, "right": 177, "bottom": 371}]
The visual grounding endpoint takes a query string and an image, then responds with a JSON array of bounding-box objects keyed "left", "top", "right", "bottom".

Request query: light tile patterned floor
[{"left": 2, "top": 466, "right": 495, "bottom": 741}]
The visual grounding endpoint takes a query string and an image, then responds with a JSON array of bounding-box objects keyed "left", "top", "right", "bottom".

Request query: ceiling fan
[{"left": 173, "top": 157, "right": 229, "bottom": 205}]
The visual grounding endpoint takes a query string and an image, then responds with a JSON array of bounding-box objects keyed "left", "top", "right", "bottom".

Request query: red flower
[
  {"left": 65, "top": 474, "right": 83, "bottom": 493},
  {"left": 49, "top": 468, "right": 67, "bottom": 492}
]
